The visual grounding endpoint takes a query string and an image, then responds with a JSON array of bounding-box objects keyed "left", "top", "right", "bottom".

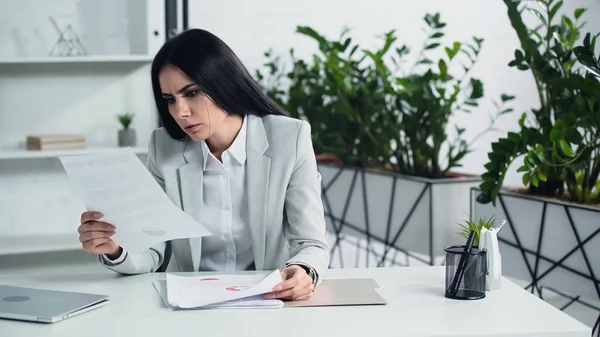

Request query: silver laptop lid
[{"left": 0, "top": 285, "right": 109, "bottom": 322}]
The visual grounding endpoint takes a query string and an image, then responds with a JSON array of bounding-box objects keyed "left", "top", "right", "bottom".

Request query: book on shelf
[{"left": 26, "top": 134, "right": 86, "bottom": 151}]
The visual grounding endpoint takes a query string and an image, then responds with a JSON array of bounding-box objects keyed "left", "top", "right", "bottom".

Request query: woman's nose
[{"left": 175, "top": 101, "right": 191, "bottom": 118}]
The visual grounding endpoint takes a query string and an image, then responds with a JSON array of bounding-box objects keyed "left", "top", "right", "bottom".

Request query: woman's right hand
[{"left": 78, "top": 211, "right": 121, "bottom": 258}]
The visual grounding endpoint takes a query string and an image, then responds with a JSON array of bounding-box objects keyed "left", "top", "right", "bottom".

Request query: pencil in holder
[{"left": 444, "top": 245, "right": 487, "bottom": 300}]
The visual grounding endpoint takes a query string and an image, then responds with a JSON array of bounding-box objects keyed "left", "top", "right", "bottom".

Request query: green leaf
[
  {"left": 438, "top": 59, "right": 448, "bottom": 75},
  {"left": 517, "top": 165, "right": 529, "bottom": 173},
  {"left": 515, "top": 49, "right": 525, "bottom": 61},
  {"left": 501, "top": 94, "right": 515, "bottom": 102},
  {"left": 527, "top": 154, "right": 538, "bottom": 167},
  {"left": 518, "top": 112, "right": 527, "bottom": 128},
  {"left": 523, "top": 172, "right": 531, "bottom": 186},
  {"left": 508, "top": 132, "right": 521, "bottom": 142},
  {"left": 558, "top": 140, "right": 576, "bottom": 157},
  {"left": 550, "top": 120, "right": 566, "bottom": 141},
  {"left": 431, "top": 32, "right": 444, "bottom": 38},
  {"left": 562, "top": 16, "right": 574, "bottom": 31},
  {"left": 528, "top": 8, "right": 547, "bottom": 26},
  {"left": 574, "top": 8, "right": 586, "bottom": 20},
  {"left": 426, "top": 43, "right": 441, "bottom": 50},
  {"left": 538, "top": 170, "right": 547, "bottom": 182},
  {"left": 535, "top": 144, "right": 550, "bottom": 164},
  {"left": 531, "top": 171, "right": 539, "bottom": 186},
  {"left": 469, "top": 78, "right": 484, "bottom": 99},
  {"left": 549, "top": 1, "right": 563, "bottom": 21}
]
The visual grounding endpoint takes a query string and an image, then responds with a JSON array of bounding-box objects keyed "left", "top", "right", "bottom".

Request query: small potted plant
[
  {"left": 117, "top": 113, "right": 136, "bottom": 147},
  {"left": 457, "top": 213, "right": 498, "bottom": 247}
]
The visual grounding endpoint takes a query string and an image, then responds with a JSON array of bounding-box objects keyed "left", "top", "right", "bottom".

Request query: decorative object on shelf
[
  {"left": 48, "top": 16, "right": 86, "bottom": 57},
  {"left": 117, "top": 113, "right": 136, "bottom": 147},
  {"left": 26, "top": 134, "right": 86, "bottom": 151}
]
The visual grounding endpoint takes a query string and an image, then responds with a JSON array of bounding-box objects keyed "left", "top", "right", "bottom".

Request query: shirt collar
[
  {"left": 227, "top": 115, "right": 247, "bottom": 165},
  {"left": 200, "top": 115, "right": 247, "bottom": 171}
]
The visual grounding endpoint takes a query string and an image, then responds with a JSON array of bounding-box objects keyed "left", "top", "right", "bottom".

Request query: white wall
[{"left": 188, "top": 0, "right": 600, "bottom": 188}]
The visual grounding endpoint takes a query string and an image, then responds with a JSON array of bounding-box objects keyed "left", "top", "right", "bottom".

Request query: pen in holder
[{"left": 445, "top": 230, "right": 487, "bottom": 300}]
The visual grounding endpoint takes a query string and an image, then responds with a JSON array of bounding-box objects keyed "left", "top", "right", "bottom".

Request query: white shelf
[
  {"left": 0, "top": 234, "right": 82, "bottom": 255},
  {"left": 0, "top": 146, "right": 148, "bottom": 160},
  {"left": 0, "top": 54, "right": 154, "bottom": 65}
]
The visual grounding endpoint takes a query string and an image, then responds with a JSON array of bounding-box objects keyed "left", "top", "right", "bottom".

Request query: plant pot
[
  {"left": 315, "top": 153, "right": 342, "bottom": 164},
  {"left": 319, "top": 162, "right": 481, "bottom": 268},
  {"left": 118, "top": 128, "right": 136, "bottom": 147},
  {"left": 471, "top": 187, "right": 600, "bottom": 303}
]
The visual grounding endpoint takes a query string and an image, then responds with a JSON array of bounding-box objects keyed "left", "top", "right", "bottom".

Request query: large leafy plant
[
  {"left": 256, "top": 27, "right": 392, "bottom": 168},
  {"left": 561, "top": 33, "right": 600, "bottom": 203},
  {"left": 257, "top": 14, "right": 512, "bottom": 178},
  {"left": 380, "top": 15, "right": 513, "bottom": 177},
  {"left": 477, "top": 0, "right": 599, "bottom": 205}
]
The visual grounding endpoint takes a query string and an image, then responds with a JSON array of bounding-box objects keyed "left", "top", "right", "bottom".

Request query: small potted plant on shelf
[
  {"left": 117, "top": 113, "right": 136, "bottom": 147},
  {"left": 256, "top": 13, "right": 514, "bottom": 267}
]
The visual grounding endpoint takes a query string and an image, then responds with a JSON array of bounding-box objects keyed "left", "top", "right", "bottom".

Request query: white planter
[
  {"left": 318, "top": 163, "right": 481, "bottom": 267},
  {"left": 471, "top": 188, "right": 600, "bottom": 302}
]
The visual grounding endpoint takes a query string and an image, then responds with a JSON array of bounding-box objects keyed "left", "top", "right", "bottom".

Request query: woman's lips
[{"left": 184, "top": 123, "right": 201, "bottom": 133}]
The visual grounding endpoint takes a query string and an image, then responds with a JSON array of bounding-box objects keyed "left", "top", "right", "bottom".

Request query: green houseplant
[
  {"left": 255, "top": 13, "right": 516, "bottom": 266},
  {"left": 470, "top": 1, "right": 600, "bottom": 317},
  {"left": 117, "top": 112, "right": 136, "bottom": 147},
  {"left": 257, "top": 13, "right": 513, "bottom": 179},
  {"left": 477, "top": 0, "right": 600, "bottom": 205},
  {"left": 256, "top": 26, "right": 391, "bottom": 169}
]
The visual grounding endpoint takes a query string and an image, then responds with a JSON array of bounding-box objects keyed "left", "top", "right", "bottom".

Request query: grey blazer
[{"left": 100, "top": 114, "right": 330, "bottom": 283}]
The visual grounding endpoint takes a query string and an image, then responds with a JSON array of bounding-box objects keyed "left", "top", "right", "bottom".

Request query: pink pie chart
[{"left": 226, "top": 285, "right": 249, "bottom": 291}]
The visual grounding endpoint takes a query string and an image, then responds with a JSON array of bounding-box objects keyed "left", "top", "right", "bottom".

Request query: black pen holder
[{"left": 444, "top": 245, "right": 487, "bottom": 300}]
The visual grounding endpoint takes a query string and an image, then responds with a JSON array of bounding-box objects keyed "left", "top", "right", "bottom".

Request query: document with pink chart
[{"left": 165, "top": 269, "right": 283, "bottom": 309}]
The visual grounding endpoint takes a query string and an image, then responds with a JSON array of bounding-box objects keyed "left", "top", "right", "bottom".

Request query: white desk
[{"left": 0, "top": 266, "right": 591, "bottom": 337}]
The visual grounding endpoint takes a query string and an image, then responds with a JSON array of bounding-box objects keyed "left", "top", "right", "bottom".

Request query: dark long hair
[{"left": 150, "top": 28, "right": 285, "bottom": 141}]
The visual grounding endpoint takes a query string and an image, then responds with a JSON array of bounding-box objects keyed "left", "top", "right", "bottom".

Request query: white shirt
[
  {"left": 104, "top": 116, "right": 254, "bottom": 272},
  {"left": 198, "top": 116, "right": 253, "bottom": 272}
]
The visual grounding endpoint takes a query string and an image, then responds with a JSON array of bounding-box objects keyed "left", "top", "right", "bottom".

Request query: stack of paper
[{"left": 153, "top": 269, "right": 284, "bottom": 309}]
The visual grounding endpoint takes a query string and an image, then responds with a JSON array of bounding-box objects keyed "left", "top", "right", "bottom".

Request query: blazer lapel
[
  {"left": 246, "top": 115, "right": 271, "bottom": 270},
  {"left": 178, "top": 139, "right": 204, "bottom": 271}
]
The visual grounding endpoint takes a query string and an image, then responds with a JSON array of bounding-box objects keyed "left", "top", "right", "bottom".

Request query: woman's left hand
[{"left": 266, "top": 265, "right": 314, "bottom": 301}]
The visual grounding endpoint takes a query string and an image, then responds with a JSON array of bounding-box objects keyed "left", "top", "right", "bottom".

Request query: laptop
[{"left": 0, "top": 285, "right": 109, "bottom": 323}]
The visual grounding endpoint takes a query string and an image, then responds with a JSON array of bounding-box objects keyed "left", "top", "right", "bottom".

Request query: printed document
[
  {"left": 59, "top": 147, "right": 211, "bottom": 254},
  {"left": 164, "top": 269, "right": 283, "bottom": 309}
]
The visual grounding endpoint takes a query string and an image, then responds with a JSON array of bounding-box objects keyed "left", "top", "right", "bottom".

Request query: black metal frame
[
  {"left": 157, "top": 0, "right": 189, "bottom": 270},
  {"left": 321, "top": 163, "right": 479, "bottom": 268},
  {"left": 470, "top": 188, "right": 600, "bottom": 336}
]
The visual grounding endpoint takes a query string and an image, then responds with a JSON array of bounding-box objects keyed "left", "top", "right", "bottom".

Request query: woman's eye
[
  {"left": 185, "top": 90, "right": 197, "bottom": 98},
  {"left": 165, "top": 97, "right": 175, "bottom": 104}
]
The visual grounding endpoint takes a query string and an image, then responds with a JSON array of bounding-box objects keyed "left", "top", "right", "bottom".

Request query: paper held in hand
[
  {"left": 58, "top": 147, "right": 212, "bottom": 254},
  {"left": 162, "top": 269, "right": 284, "bottom": 309}
]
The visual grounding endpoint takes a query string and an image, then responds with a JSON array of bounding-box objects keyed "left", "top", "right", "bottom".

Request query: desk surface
[{"left": 0, "top": 266, "right": 591, "bottom": 337}]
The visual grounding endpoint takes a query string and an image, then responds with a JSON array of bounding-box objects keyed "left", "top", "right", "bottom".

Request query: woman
[{"left": 76, "top": 29, "right": 329, "bottom": 301}]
